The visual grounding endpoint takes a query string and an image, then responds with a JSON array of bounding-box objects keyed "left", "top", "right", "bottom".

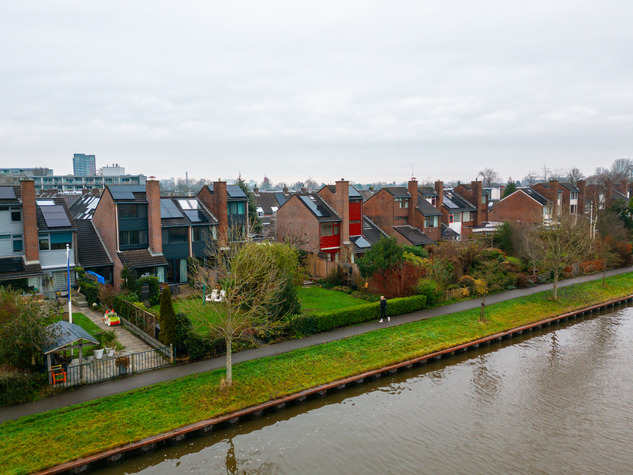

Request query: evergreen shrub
[
  {"left": 289, "top": 294, "right": 427, "bottom": 336},
  {"left": 0, "top": 370, "right": 44, "bottom": 407}
]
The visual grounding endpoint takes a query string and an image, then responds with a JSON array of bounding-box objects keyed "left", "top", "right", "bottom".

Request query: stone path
[{"left": 80, "top": 306, "right": 154, "bottom": 355}]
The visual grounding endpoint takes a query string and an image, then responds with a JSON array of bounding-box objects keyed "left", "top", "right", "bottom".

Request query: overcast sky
[{"left": 1, "top": 1, "right": 632, "bottom": 185}]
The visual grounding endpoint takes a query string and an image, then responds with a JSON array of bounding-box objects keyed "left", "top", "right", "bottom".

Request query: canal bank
[
  {"left": 37, "top": 292, "right": 633, "bottom": 475},
  {"left": 4, "top": 271, "right": 633, "bottom": 474}
]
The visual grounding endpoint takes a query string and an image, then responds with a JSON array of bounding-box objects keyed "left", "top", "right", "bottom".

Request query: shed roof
[{"left": 44, "top": 320, "right": 99, "bottom": 354}]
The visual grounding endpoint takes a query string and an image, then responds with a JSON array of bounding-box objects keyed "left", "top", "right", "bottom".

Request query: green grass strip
[{"left": 2, "top": 273, "right": 633, "bottom": 474}]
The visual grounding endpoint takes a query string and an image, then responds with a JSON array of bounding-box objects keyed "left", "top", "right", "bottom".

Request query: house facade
[{"left": 488, "top": 188, "right": 553, "bottom": 223}]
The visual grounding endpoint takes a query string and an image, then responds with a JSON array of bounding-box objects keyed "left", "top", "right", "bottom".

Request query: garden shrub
[
  {"left": 138, "top": 276, "right": 160, "bottom": 306},
  {"left": 416, "top": 280, "right": 442, "bottom": 306},
  {"left": 0, "top": 370, "right": 45, "bottom": 407},
  {"left": 289, "top": 294, "right": 427, "bottom": 336},
  {"left": 159, "top": 286, "right": 177, "bottom": 347},
  {"left": 516, "top": 273, "right": 530, "bottom": 289}
]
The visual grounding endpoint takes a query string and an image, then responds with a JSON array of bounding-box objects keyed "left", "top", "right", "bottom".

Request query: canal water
[{"left": 97, "top": 307, "right": 633, "bottom": 474}]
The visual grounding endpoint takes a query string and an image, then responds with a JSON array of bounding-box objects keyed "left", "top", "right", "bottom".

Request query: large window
[
  {"left": 167, "top": 227, "right": 188, "bottom": 243},
  {"left": 13, "top": 235, "right": 23, "bottom": 252},
  {"left": 320, "top": 222, "right": 340, "bottom": 236},
  {"left": 395, "top": 198, "right": 409, "bottom": 208},
  {"left": 193, "top": 226, "right": 211, "bottom": 242},
  {"left": 118, "top": 204, "right": 147, "bottom": 218},
  {"left": 119, "top": 230, "right": 148, "bottom": 247},
  {"left": 11, "top": 210, "right": 21, "bottom": 222},
  {"left": 424, "top": 216, "right": 438, "bottom": 228},
  {"left": 228, "top": 202, "right": 245, "bottom": 215}
]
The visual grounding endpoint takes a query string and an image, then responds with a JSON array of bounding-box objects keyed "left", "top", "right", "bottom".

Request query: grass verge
[
  {"left": 297, "top": 285, "right": 365, "bottom": 314},
  {"left": 2, "top": 273, "right": 633, "bottom": 474}
]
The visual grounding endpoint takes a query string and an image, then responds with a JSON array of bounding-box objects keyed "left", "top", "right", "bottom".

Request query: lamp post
[{"left": 66, "top": 243, "right": 72, "bottom": 324}]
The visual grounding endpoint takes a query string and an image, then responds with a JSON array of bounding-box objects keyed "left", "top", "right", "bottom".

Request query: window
[
  {"left": 39, "top": 235, "right": 50, "bottom": 250},
  {"left": 11, "top": 210, "right": 21, "bottom": 222},
  {"left": 119, "top": 230, "right": 148, "bottom": 247},
  {"left": 449, "top": 214, "right": 454, "bottom": 223},
  {"left": 193, "top": 226, "right": 210, "bottom": 242},
  {"left": 395, "top": 198, "right": 409, "bottom": 208},
  {"left": 167, "top": 227, "right": 188, "bottom": 243},
  {"left": 481, "top": 195, "right": 486, "bottom": 204},
  {"left": 118, "top": 204, "right": 147, "bottom": 218},
  {"left": 50, "top": 232, "right": 73, "bottom": 250},
  {"left": 228, "top": 202, "right": 245, "bottom": 215},
  {"left": 570, "top": 204, "right": 578, "bottom": 214},
  {"left": 570, "top": 192, "right": 578, "bottom": 200},
  {"left": 320, "top": 222, "right": 340, "bottom": 236},
  {"left": 424, "top": 216, "right": 438, "bottom": 228},
  {"left": 13, "top": 235, "right": 23, "bottom": 252},
  {"left": 462, "top": 211, "right": 470, "bottom": 222}
]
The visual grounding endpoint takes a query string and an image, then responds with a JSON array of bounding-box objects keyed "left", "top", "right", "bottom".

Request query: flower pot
[
  {"left": 94, "top": 348, "right": 104, "bottom": 360},
  {"left": 106, "top": 348, "right": 115, "bottom": 358}
]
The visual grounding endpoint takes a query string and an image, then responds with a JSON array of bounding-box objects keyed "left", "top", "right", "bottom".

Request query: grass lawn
[
  {"left": 3, "top": 272, "right": 633, "bottom": 474},
  {"left": 297, "top": 286, "right": 365, "bottom": 314},
  {"left": 149, "top": 286, "right": 365, "bottom": 334}
]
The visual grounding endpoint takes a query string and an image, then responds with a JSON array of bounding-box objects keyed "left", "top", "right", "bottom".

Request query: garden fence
[{"left": 50, "top": 345, "right": 174, "bottom": 389}]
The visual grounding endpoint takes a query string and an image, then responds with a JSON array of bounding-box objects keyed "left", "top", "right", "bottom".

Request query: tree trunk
[
  {"left": 552, "top": 271, "right": 559, "bottom": 300},
  {"left": 602, "top": 258, "right": 607, "bottom": 287},
  {"left": 225, "top": 336, "right": 233, "bottom": 384},
  {"left": 479, "top": 293, "right": 486, "bottom": 322}
]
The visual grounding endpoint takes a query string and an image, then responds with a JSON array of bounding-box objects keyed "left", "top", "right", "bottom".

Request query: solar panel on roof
[
  {"left": 352, "top": 236, "right": 371, "bottom": 249},
  {"left": 0, "top": 187, "right": 16, "bottom": 199},
  {"left": 184, "top": 209, "right": 205, "bottom": 222},
  {"left": 37, "top": 200, "right": 55, "bottom": 206},
  {"left": 227, "top": 185, "right": 247, "bottom": 198},
  {"left": 0, "top": 257, "right": 24, "bottom": 273},
  {"left": 110, "top": 189, "right": 135, "bottom": 200},
  {"left": 300, "top": 195, "right": 324, "bottom": 217},
  {"left": 41, "top": 205, "right": 71, "bottom": 228},
  {"left": 160, "top": 199, "right": 183, "bottom": 219}
]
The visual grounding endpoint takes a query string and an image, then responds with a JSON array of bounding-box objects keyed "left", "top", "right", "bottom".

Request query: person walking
[{"left": 379, "top": 295, "right": 389, "bottom": 322}]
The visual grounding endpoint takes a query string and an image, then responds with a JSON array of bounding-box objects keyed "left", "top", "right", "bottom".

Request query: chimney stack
[
  {"left": 20, "top": 179, "right": 39, "bottom": 263},
  {"left": 408, "top": 179, "right": 418, "bottom": 227},
  {"left": 146, "top": 178, "right": 162, "bottom": 254}
]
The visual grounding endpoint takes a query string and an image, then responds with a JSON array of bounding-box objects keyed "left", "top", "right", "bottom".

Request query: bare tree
[
  {"left": 477, "top": 168, "right": 501, "bottom": 187},
  {"left": 611, "top": 158, "right": 633, "bottom": 181},
  {"left": 523, "top": 171, "right": 539, "bottom": 186},
  {"left": 185, "top": 241, "right": 296, "bottom": 385},
  {"left": 530, "top": 213, "right": 593, "bottom": 300},
  {"left": 596, "top": 210, "right": 629, "bottom": 286},
  {"left": 566, "top": 167, "right": 585, "bottom": 185}
]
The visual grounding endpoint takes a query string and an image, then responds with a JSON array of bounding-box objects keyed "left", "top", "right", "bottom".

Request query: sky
[{"left": 1, "top": 1, "right": 632, "bottom": 185}]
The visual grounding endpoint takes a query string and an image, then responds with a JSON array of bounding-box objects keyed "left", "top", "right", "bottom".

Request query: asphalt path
[{"left": 2, "top": 266, "right": 632, "bottom": 423}]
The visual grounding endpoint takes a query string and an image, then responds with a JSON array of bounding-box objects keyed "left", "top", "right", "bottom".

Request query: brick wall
[
  {"left": 92, "top": 188, "right": 120, "bottom": 287},
  {"left": 276, "top": 196, "right": 321, "bottom": 254},
  {"left": 488, "top": 190, "right": 544, "bottom": 223},
  {"left": 197, "top": 182, "right": 228, "bottom": 244},
  {"left": 146, "top": 179, "right": 162, "bottom": 254},
  {"left": 20, "top": 179, "right": 39, "bottom": 263}
]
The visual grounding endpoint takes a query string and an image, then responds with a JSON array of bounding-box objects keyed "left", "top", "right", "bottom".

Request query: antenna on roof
[{"left": 412, "top": 163, "right": 414, "bottom": 179}]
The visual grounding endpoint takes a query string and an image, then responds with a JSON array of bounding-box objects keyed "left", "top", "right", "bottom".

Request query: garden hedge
[{"left": 289, "top": 294, "right": 427, "bottom": 336}]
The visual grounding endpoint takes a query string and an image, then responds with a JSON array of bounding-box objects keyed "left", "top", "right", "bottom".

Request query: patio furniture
[{"left": 51, "top": 365, "right": 67, "bottom": 385}]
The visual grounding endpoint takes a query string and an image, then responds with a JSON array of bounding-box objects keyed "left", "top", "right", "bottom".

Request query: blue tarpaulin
[{"left": 85, "top": 270, "right": 105, "bottom": 284}]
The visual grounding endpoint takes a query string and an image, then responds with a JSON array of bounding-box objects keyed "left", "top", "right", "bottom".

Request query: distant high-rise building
[{"left": 73, "top": 154, "right": 96, "bottom": 176}]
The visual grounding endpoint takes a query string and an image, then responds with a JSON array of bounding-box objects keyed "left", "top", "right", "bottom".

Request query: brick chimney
[
  {"left": 335, "top": 180, "right": 350, "bottom": 246},
  {"left": 282, "top": 186, "right": 288, "bottom": 195},
  {"left": 619, "top": 179, "right": 628, "bottom": 196},
  {"left": 146, "top": 178, "right": 162, "bottom": 254},
  {"left": 577, "top": 179, "right": 586, "bottom": 215},
  {"left": 434, "top": 180, "right": 445, "bottom": 225},
  {"left": 197, "top": 181, "right": 228, "bottom": 244},
  {"left": 408, "top": 178, "right": 418, "bottom": 227},
  {"left": 471, "top": 180, "right": 483, "bottom": 225},
  {"left": 549, "top": 179, "right": 560, "bottom": 216},
  {"left": 20, "top": 179, "right": 39, "bottom": 263}
]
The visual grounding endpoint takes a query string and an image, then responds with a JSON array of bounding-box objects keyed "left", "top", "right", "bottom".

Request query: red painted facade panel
[
  {"left": 320, "top": 234, "right": 340, "bottom": 250},
  {"left": 349, "top": 201, "right": 362, "bottom": 236}
]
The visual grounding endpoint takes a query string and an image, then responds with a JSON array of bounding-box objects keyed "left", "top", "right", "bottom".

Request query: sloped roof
[
  {"left": 0, "top": 185, "right": 21, "bottom": 205},
  {"left": 254, "top": 192, "right": 288, "bottom": 215},
  {"left": 350, "top": 235, "right": 372, "bottom": 253},
  {"left": 384, "top": 187, "right": 410, "bottom": 198},
  {"left": 69, "top": 192, "right": 101, "bottom": 220},
  {"left": 362, "top": 216, "right": 389, "bottom": 245},
  {"left": 416, "top": 195, "right": 442, "bottom": 216},
  {"left": 443, "top": 190, "right": 476, "bottom": 212},
  {"left": 322, "top": 184, "right": 362, "bottom": 199},
  {"left": 611, "top": 188, "right": 627, "bottom": 200},
  {"left": 44, "top": 320, "right": 99, "bottom": 354},
  {"left": 358, "top": 189, "right": 375, "bottom": 201},
  {"left": 205, "top": 184, "right": 248, "bottom": 200},
  {"left": 160, "top": 197, "right": 217, "bottom": 228},
  {"left": 559, "top": 182, "right": 579, "bottom": 192},
  {"left": 394, "top": 225, "right": 435, "bottom": 246},
  {"left": 107, "top": 185, "right": 147, "bottom": 203},
  {"left": 0, "top": 257, "right": 43, "bottom": 281},
  {"left": 75, "top": 220, "right": 112, "bottom": 268},
  {"left": 441, "top": 223, "right": 460, "bottom": 240},
  {"left": 117, "top": 249, "right": 168, "bottom": 269},
  {"left": 292, "top": 193, "right": 341, "bottom": 222},
  {"left": 521, "top": 188, "right": 550, "bottom": 206},
  {"left": 36, "top": 197, "right": 76, "bottom": 232},
  {"left": 418, "top": 186, "right": 437, "bottom": 196}
]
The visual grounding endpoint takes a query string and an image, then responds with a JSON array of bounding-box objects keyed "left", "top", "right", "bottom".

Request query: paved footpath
[{"left": 2, "top": 267, "right": 632, "bottom": 423}]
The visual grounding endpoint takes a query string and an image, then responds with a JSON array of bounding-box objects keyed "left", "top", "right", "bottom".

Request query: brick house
[
  {"left": 197, "top": 182, "right": 249, "bottom": 243},
  {"left": 488, "top": 188, "right": 553, "bottom": 223},
  {"left": 252, "top": 187, "right": 291, "bottom": 239},
  {"left": 91, "top": 181, "right": 168, "bottom": 289},
  {"left": 276, "top": 190, "right": 343, "bottom": 262},
  {"left": 160, "top": 197, "right": 218, "bottom": 283},
  {"left": 0, "top": 181, "right": 44, "bottom": 291},
  {"left": 453, "top": 181, "right": 489, "bottom": 225},
  {"left": 440, "top": 188, "right": 477, "bottom": 240},
  {"left": 362, "top": 180, "right": 438, "bottom": 246},
  {"left": 532, "top": 180, "right": 582, "bottom": 217}
]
